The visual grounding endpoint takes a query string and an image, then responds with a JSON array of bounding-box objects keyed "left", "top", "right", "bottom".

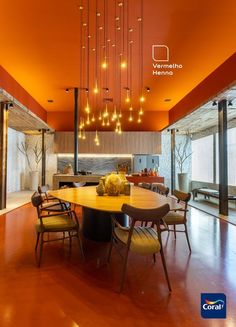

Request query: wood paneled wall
[{"left": 54, "top": 132, "right": 161, "bottom": 154}]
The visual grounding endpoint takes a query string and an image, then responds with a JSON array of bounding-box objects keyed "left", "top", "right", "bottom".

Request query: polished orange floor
[{"left": 0, "top": 204, "right": 236, "bottom": 327}]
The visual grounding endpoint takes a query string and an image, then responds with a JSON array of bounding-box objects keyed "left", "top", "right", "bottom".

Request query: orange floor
[{"left": 0, "top": 204, "right": 236, "bottom": 327}]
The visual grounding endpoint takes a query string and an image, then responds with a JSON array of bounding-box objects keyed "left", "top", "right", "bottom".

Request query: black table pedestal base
[{"left": 82, "top": 207, "right": 128, "bottom": 242}]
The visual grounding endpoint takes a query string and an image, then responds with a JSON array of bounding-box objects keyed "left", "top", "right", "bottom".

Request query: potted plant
[
  {"left": 175, "top": 133, "right": 192, "bottom": 192},
  {"left": 18, "top": 140, "right": 42, "bottom": 191}
]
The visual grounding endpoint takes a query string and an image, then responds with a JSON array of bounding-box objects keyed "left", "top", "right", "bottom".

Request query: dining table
[{"left": 49, "top": 186, "right": 181, "bottom": 242}]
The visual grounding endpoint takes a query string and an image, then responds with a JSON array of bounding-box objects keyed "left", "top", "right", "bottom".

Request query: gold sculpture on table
[
  {"left": 96, "top": 172, "right": 131, "bottom": 196},
  {"left": 105, "top": 174, "right": 122, "bottom": 196}
]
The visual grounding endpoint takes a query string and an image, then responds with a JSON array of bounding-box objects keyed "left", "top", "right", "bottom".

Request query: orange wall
[
  {"left": 0, "top": 66, "right": 47, "bottom": 122},
  {"left": 47, "top": 110, "right": 169, "bottom": 132},
  {"left": 169, "top": 53, "right": 236, "bottom": 126}
]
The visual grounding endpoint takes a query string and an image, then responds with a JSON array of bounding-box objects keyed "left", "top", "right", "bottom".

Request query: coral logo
[{"left": 201, "top": 293, "right": 226, "bottom": 319}]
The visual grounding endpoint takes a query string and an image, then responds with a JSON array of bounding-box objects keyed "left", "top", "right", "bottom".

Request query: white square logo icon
[{"left": 152, "top": 45, "right": 169, "bottom": 62}]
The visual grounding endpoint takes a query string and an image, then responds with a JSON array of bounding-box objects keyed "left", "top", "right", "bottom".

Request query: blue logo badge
[{"left": 201, "top": 293, "right": 226, "bottom": 319}]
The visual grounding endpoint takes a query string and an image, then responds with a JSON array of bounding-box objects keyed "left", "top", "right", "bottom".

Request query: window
[
  {"left": 216, "top": 128, "right": 236, "bottom": 185},
  {"left": 192, "top": 135, "right": 214, "bottom": 182}
]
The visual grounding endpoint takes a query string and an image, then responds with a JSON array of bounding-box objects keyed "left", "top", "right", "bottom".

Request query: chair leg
[
  {"left": 159, "top": 248, "right": 172, "bottom": 292},
  {"left": 173, "top": 225, "right": 176, "bottom": 239},
  {"left": 107, "top": 237, "right": 114, "bottom": 263},
  {"left": 119, "top": 248, "right": 129, "bottom": 293},
  {"left": 38, "top": 233, "right": 44, "bottom": 267},
  {"left": 69, "top": 231, "right": 72, "bottom": 253},
  {"left": 184, "top": 223, "right": 192, "bottom": 253},
  {"left": 153, "top": 253, "right": 156, "bottom": 263},
  {"left": 35, "top": 232, "right": 40, "bottom": 252},
  {"left": 76, "top": 230, "right": 84, "bottom": 260}
]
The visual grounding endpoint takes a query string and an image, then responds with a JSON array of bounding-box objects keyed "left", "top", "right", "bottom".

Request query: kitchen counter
[
  {"left": 52, "top": 174, "right": 102, "bottom": 189},
  {"left": 126, "top": 175, "right": 164, "bottom": 186}
]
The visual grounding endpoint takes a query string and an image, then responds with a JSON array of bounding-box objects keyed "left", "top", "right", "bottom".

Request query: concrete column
[
  {"left": 170, "top": 129, "right": 176, "bottom": 194},
  {"left": 218, "top": 99, "right": 228, "bottom": 216},
  {"left": 0, "top": 102, "right": 8, "bottom": 209}
]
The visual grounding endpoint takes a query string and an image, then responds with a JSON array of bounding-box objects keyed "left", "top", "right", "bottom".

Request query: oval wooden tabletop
[{"left": 49, "top": 186, "right": 181, "bottom": 213}]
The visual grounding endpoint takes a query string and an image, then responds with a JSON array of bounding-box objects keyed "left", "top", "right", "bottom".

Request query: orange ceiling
[{"left": 0, "top": 0, "right": 236, "bottom": 130}]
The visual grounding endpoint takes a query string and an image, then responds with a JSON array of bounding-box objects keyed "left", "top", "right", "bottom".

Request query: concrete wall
[
  {"left": 159, "top": 132, "right": 192, "bottom": 190},
  {"left": 7, "top": 128, "right": 26, "bottom": 192},
  {"left": 25, "top": 133, "right": 57, "bottom": 188}
]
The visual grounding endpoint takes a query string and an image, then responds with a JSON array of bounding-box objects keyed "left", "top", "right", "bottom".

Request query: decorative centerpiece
[
  {"left": 105, "top": 173, "right": 122, "bottom": 196},
  {"left": 118, "top": 171, "right": 127, "bottom": 194},
  {"left": 124, "top": 182, "right": 131, "bottom": 195},
  {"left": 63, "top": 163, "right": 73, "bottom": 174},
  {"left": 96, "top": 180, "right": 105, "bottom": 196}
]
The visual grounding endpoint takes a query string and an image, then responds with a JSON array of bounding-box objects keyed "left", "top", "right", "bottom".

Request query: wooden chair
[
  {"left": 163, "top": 189, "right": 191, "bottom": 252},
  {"left": 38, "top": 185, "right": 71, "bottom": 213},
  {"left": 107, "top": 203, "right": 171, "bottom": 293},
  {"left": 151, "top": 183, "right": 169, "bottom": 196},
  {"left": 138, "top": 182, "right": 151, "bottom": 190},
  {"left": 31, "top": 192, "right": 84, "bottom": 266}
]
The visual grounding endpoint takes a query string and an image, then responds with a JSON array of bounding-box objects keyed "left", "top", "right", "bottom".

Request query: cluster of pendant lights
[{"left": 77, "top": 0, "right": 147, "bottom": 145}]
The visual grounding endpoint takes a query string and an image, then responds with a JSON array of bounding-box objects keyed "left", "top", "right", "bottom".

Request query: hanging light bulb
[
  {"left": 125, "top": 88, "right": 130, "bottom": 103},
  {"left": 98, "top": 111, "right": 102, "bottom": 120},
  {"left": 118, "top": 125, "right": 122, "bottom": 134},
  {"left": 140, "top": 95, "right": 145, "bottom": 103},
  {"left": 137, "top": 116, "right": 142, "bottom": 123},
  {"left": 139, "top": 107, "right": 144, "bottom": 115},
  {"left": 79, "top": 118, "right": 85, "bottom": 129},
  {"left": 93, "top": 82, "right": 99, "bottom": 94},
  {"left": 101, "top": 59, "right": 108, "bottom": 69},
  {"left": 92, "top": 114, "right": 95, "bottom": 122},
  {"left": 103, "top": 104, "right": 109, "bottom": 118},
  {"left": 129, "top": 106, "right": 133, "bottom": 111},
  {"left": 102, "top": 118, "right": 105, "bottom": 126},
  {"left": 85, "top": 97, "right": 90, "bottom": 113},
  {"left": 112, "top": 106, "right": 117, "bottom": 121},
  {"left": 121, "top": 61, "right": 127, "bottom": 69},
  {"left": 119, "top": 109, "right": 122, "bottom": 118},
  {"left": 94, "top": 130, "right": 99, "bottom": 143},
  {"left": 106, "top": 118, "right": 110, "bottom": 126},
  {"left": 129, "top": 112, "right": 133, "bottom": 122},
  {"left": 82, "top": 129, "right": 86, "bottom": 140},
  {"left": 86, "top": 114, "right": 90, "bottom": 125}
]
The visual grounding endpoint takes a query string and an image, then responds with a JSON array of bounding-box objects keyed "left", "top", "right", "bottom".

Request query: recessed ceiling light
[{"left": 47, "top": 99, "right": 54, "bottom": 103}]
